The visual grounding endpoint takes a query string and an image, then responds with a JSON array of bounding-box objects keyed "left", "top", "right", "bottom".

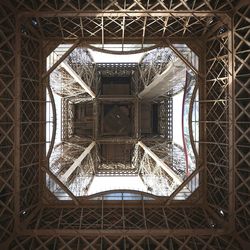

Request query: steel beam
[
  {"left": 165, "top": 39, "right": 199, "bottom": 75},
  {"left": 14, "top": 19, "right": 21, "bottom": 228},
  {"left": 42, "top": 167, "right": 79, "bottom": 205},
  {"left": 96, "top": 138, "right": 137, "bottom": 144},
  {"left": 228, "top": 17, "right": 235, "bottom": 230},
  {"left": 138, "top": 59, "right": 185, "bottom": 100},
  {"left": 138, "top": 141, "right": 183, "bottom": 185},
  {"left": 93, "top": 100, "right": 99, "bottom": 139},
  {"left": 61, "top": 141, "right": 96, "bottom": 181},
  {"left": 18, "top": 228, "right": 226, "bottom": 236},
  {"left": 43, "top": 37, "right": 204, "bottom": 46},
  {"left": 165, "top": 167, "right": 203, "bottom": 206},
  {"left": 61, "top": 61, "right": 96, "bottom": 98},
  {"left": 135, "top": 98, "right": 140, "bottom": 138},
  {"left": 19, "top": 11, "right": 228, "bottom": 18},
  {"left": 42, "top": 39, "right": 81, "bottom": 79},
  {"left": 98, "top": 96, "right": 136, "bottom": 101}
]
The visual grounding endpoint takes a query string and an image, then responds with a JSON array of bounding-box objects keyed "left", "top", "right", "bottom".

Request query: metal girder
[
  {"left": 14, "top": 16, "right": 21, "bottom": 229},
  {"left": 42, "top": 167, "right": 79, "bottom": 205},
  {"left": 43, "top": 39, "right": 81, "bottom": 79},
  {"left": 98, "top": 96, "right": 136, "bottom": 101},
  {"left": 96, "top": 138, "right": 137, "bottom": 144},
  {"left": 227, "top": 16, "right": 236, "bottom": 231},
  {"left": 233, "top": 4, "right": 250, "bottom": 242},
  {"left": 19, "top": 11, "right": 229, "bottom": 18},
  {"left": 1, "top": 0, "right": 250, "bottom": 248},
  {"left": 165, "top": 39, "right": 199, "bottom": 75},
  {"left": 61, "top": 60, "right": 96, "bottom": 98},
  {"left": 165, "top": 167, "right": 203, "bottom": 206},
  {"left": 137, "top": 141, "right": 183, "bottom": 185},
  {"left": 18, "top": 228, "right": 225, "bottom": 236},
  {"left": 61, "top": 141, "right": 96, "bottom": 182},
  {"left": 138, "top": 59, "right": 185, "bottom": 100}
]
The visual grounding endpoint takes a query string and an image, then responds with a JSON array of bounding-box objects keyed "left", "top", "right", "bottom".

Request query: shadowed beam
[
  {"left": 137, "top": 141, "right": 182, "bottom": 185},
  {"left": 61, "top": 60, "right": 96, "bottom": 98},
  {"left": 61, "top": 141, "right": 96, "bottom": 182}
]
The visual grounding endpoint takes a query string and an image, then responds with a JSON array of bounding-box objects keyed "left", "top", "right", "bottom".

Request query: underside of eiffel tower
[{"left": 0, "top": 0, "right": 250, "bottom": 249}]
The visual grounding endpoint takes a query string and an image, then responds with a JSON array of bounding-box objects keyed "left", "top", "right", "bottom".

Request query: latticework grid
[{"left": 0, "top": 0, "right": 249, "bottom": 249}]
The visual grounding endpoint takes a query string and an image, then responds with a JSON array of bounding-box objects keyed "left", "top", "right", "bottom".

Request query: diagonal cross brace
[
  {"left": 61, "top": 60, "right": 96, "bottom": 98},
  {"left": 137, "top": 141, "right": 183, "bottom": 185},
  {"left": 61, "top": 141, "right": 96, "bottom": 182},
  {"left": 43, "top": 40, "right": 81, "bottom": 79}
]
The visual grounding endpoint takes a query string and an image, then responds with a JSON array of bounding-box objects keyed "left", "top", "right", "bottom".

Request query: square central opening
[
  {"left": 100, "top": 101, "right": 135, "bottom": 137},
  {"left": 46, "top": 44, "right": 200, "bottom": 199}
]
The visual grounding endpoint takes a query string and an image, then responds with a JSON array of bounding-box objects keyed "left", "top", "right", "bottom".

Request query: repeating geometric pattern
[
  {"left": 0, "top": 3, "right": 15, "bottom": 244},
  {"left": 13, "top": 0, "right": 236, "bottom": 49},
  {"left": 9, "top": 235, "right": 241, "bottom": 250},
  {"left": 205, "top": 27, "right": 230, "bottom": 218},
  {"left": 0, "top": 0, "right": 249, "bottom": 249},
  {"left": 9, "top": 0, "right": 235, "bottom": 11},
  {"left": 234, "top": 5, "right": 250, "bottom": 244},
  {"left": 25, "top": 207, "right": 216, "bottom": 230},
  {"left": 20, "top": 33, "right": 40, "bottom": 217}
]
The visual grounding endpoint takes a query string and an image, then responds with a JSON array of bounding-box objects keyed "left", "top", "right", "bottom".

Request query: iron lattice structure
[{"left": 0, "top": 0, "right": 249, "bottom": 249}]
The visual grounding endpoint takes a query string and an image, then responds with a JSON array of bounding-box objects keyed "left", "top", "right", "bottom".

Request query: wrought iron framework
[{"left": 0, "top": 0, "right": 249, "bottom": 249}]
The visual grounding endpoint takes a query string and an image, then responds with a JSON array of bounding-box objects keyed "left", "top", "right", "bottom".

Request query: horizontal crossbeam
[{"left": 20, "top": 11, "right": 228, "bottom": 18}]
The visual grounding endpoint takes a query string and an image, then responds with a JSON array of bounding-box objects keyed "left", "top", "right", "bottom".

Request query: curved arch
[
  {"left": 86, "top": 43, "right": 162, "bottom": 55},
  {"left": 83, "top": 189, "right": 165, "bottom": 200},
  {"left": 182, "top": 72, "right": 199, "bottom": 176},
  {"left": 189, "top": 80, "right": 199, "bottom": 162},
  {"left": 182, "top": 71, "right": 189, "bottom": 176},
  {"left": 46, "top": 84, "right": 57, "bottom": 160}
]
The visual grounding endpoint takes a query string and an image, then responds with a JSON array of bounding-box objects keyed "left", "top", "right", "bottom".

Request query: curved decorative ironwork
[
  {"left": 182, "top": 71, "right": 198, "bottom": 176},
  {"left": 46, "top": 85, "right": 57, "bottom": 160},
  {"left": 189, "top": 81, "right": 199, "bottom": 161}
]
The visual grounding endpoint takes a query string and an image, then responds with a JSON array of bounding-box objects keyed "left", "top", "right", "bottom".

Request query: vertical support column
[
  {"left": 227, "top": 16, "right": 235, "bottom": 231},
  {"left": 134, "top": 97, "right": 139, "bottom": 138},
  {"left": 101, "top": 197, "right": 104, "bottom": 230},
  {"left": 122, "top": 196, "right": 125, "bottom": 230},
  {"left": 93, "top": 100, "right": 99, "bottom": 139},
  {"left": 142, "top": 198, "right": 147, "bottom": 230},
  {"left": 62, "top": 99, "right": 68, "bottom": 140},
  {"left": 39, "top": 39, "right": 46, "bottom": 201},
  {"left": 14, "top": 18, "right": 21, "bottom": 228},
  {"left": 62, "top": 99, "right": 74, "bottom": 141}
]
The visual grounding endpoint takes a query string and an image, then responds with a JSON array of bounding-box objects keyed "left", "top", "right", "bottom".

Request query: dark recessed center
[{"left": 101, "top": 103, "right": 132, "bottom": 136}]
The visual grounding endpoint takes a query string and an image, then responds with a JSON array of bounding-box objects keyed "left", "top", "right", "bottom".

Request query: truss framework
[{"left": 0, "top": 0, "right": 249, "bottom": 249}]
